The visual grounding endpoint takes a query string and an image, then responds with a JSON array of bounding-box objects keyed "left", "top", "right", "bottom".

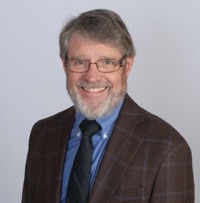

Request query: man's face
[{"left": 63, "top": 34, "right": 133, "bottom": 119}]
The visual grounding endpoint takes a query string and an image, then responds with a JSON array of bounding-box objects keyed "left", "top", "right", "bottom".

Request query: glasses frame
[{"left": 64, "top": 55, "right": 127, "bottom": 73}]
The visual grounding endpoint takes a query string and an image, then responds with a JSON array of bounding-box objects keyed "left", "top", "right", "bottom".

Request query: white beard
[{"left": 67, "top": 81, "right": 127, "bottom": 120}]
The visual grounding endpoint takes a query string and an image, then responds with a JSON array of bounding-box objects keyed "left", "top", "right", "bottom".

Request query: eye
[
  {"left": 103, "top": 59, "right": 115, "bottom": 65},
  {"left": 73, "top": 59, "right": 86, "bottom": 65}
]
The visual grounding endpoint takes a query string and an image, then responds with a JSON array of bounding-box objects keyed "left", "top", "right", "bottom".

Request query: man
[{"left": 22, "top": 9, "right": 194, "bottom": 203}]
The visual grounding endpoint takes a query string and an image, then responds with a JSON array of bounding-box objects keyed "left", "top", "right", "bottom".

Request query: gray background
[{"left": 0, "top": 0, "right": 199, "bottom": 202}]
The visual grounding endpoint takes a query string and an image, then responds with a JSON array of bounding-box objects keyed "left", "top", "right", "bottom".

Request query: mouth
[
  {"left": 77, "top": 82, "right": 111, "bottom": 94},
  {"left": 81, "top": 87, "right": 107, "bottom": 93}
]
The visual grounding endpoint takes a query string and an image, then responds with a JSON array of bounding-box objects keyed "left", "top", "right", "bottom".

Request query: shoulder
[
  {"left": 122, "top": 95, "right": 192, "bottom": 169},
  {"left": 32, "top": 106, "right": 75, "bottom": 129},
  {"left": 122, "top": 94, "right": 188, "bottom": 146},
  {"left": 28, "top": 106, "right": 75, "bottom": 149}
]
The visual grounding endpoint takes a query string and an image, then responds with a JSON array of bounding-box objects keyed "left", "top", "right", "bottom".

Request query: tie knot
[{"left": 79, "top": 119, "right": 101, "bottom": 137}]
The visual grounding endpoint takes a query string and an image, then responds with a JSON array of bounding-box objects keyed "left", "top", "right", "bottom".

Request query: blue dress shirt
[{"left": 60, "top": 101, "right": 123, "bottom": 203}]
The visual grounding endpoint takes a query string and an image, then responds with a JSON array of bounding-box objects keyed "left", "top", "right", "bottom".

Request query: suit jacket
[{"left": 22, "top": 95, "right": 194, "bottom": 202}]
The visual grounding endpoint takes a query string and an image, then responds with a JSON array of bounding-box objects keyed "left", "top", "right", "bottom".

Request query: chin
[
  {"left": 76, "top": 94, "right": 123, "bottom": 120},
  {"left": 77, "top": 101, "right": 109, "bottom": 120}
]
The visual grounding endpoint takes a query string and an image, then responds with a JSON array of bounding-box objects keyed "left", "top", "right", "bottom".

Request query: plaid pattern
[{"left": 22, "top": 95, "right": 194, "bottom": 203}]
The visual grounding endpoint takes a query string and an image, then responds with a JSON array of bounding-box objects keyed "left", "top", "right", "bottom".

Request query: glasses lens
[
  {"left": 69, "top": 60, "right": 89, "bottom": 72},
  {"left": 98, "top": 59, "right": 119, "bottom": 72}
]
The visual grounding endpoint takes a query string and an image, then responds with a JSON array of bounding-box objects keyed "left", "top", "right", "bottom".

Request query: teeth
[{"left": 83, "top": 87, "right": 106, "bottom": 92}]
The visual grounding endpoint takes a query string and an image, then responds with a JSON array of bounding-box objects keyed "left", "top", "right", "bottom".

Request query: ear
[
  {"left": 125, "top": 56, "right": 134, "bottom": 77},
  {"left": 61, "top": 59, "right": 67, "bottom": 74}
]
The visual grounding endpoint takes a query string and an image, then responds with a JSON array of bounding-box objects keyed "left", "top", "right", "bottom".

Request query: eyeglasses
[{"left": 64, "top": 55, "right": 126, "bottom": 73}]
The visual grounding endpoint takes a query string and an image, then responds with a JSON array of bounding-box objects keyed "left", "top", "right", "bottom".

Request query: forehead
[{"left": 68, "top": 33, "right": 122, "bottom": 59}]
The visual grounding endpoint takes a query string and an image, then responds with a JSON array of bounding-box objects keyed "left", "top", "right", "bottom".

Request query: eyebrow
[{"left": 69, "top": 55, "right": 118, "bottom": 60}]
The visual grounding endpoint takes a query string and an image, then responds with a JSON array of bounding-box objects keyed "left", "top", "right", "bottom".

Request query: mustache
[{"left": 76, "top": 81, "right": 112, "bottom": 88}]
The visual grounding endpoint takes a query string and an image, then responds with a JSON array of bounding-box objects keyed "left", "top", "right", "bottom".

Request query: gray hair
[{"left": 59, "top": 9, "right": 136, "bottom": 61}]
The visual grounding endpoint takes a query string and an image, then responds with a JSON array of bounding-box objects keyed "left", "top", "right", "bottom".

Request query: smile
[{"left": 82, "top": 87, "right": 107, "bottom": 93}]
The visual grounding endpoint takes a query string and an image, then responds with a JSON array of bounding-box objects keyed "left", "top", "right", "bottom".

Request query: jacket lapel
[
  {"left": 89, "top": 95, "right": 148, "bottom": 202},
  {"left": 44, "top": 107, "right": 75, "bottom": 202}
]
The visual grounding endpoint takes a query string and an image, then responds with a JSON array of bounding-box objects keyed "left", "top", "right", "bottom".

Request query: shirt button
[
  {"left": 103, "top": 133, "right": 107, "bottom": 139},
  {"left": 77, "top": 131, "right": 81, "bottom": 138}
]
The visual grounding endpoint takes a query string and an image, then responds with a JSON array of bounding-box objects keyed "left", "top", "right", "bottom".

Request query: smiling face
[{"left": 63, "top": 34, "right": 134, "bottom": 119}]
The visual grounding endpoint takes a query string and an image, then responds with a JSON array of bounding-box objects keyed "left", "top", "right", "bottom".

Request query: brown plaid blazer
[{"left": 22, "top": 95, "right": 194, "bottom": 202}]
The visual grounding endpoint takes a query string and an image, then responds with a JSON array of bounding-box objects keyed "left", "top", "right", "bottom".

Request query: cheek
[
  {"left": 110, "top": 73, "right": 126, "bottom": 90},
  {"left": 67, "top": 73, "right": 80, "bottom": 89}
]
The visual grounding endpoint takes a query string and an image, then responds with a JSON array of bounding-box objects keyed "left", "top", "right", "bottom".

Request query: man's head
[{"left": 59, "top": 9, "right": 135, "bottom": 119}]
